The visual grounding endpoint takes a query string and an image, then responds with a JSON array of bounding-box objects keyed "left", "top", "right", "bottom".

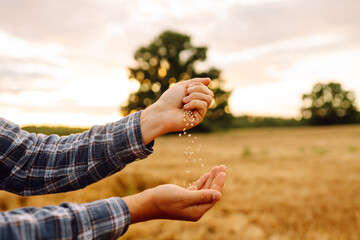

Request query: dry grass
[{"left": 1, "top": 125, "right": 360, "bottom": 240}]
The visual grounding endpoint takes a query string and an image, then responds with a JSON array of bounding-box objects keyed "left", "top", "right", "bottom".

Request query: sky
[{"left": 0, "top": 0, "right": 359, "bottom": 126}]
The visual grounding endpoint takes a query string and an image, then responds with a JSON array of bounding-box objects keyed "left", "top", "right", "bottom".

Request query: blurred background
[
  {"left": 1, "top": 0, "right": 360, "bottom": 127},
  {"left": 1, "top": 0, "right": 360, "bottom": 239}
]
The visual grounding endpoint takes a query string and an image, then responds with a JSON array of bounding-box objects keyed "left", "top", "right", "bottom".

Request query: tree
[
  {"left": 301, "top": 82, "right": 358, "bottom": 125},
  {"left": 121, "top": 30, "right": 232, "bottom": 131}
]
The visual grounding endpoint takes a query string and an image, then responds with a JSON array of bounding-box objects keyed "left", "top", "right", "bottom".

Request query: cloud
[
  {"left": 1, "top": 0, "right": 360, "bottom": 123},
  {"left": 0, "top": 97, "right": 117, "bottom": 116},
  {"left": 209, "top": 33, "right": 351, "bottom": 85},
  {"left": 0, "top": 0, "right": 132, "bottom": 47},
  {"left": 229, "top": 48, "right": 360, "bottom": 116},
  {"left": 0, "top": 70, "right": 52, "bottom": 94},
  {"left": 204, "top": 0, "right": 360, "bottom": 51},
  {"left": 1, "top": 0, "right": 359, "bottom": 53}
]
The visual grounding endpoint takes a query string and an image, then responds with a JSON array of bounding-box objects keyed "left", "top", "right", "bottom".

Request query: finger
[
  {"left": 210, "top": 172, "right": 226, "bottom": 192},
  {"left": 218, "top": 165, "right": 227, "bottom": 174},
  {"left": 185, "top": 78, "right": 211, "bottom": 87},
  {"left": 188, "top": 173, "right": 210, "bottom": 191},
  {"left": 183, "top": 100, "right": 208, "bottom": 116},
  {"left": 188, "top": 82, "right": 205, "bottom": 85},
  {"left": 182, "top": 92, "right": 213, "bottom": 108},
  {"left": 204, "top": 165, "right": 225, "bottom": 190},
  {"left": 203, "top": 166, "right": 219, "bottom": 189},
  {"left": 187, "top": 82, "right": 208, "bottom": 89},
  {"left": 187, "top": 189, "right": 221, "bottom": 206},
  {"left": 183, "top": 189, "right": 221, "bottom": 221},
  {"left": 208, "top": 165, "right": 226, "bottom": 191},
  {"left": 187, "top": 85, "right": 214, "bottom": 98}
]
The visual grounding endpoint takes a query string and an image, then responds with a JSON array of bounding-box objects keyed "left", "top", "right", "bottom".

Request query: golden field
[{"left": 1, "top": 125, "right": 360, "bottom": 240}]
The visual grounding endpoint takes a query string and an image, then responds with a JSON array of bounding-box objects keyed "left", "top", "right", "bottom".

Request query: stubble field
[{"left": 1, "top": 125, "right": 360, "bottom": 240}]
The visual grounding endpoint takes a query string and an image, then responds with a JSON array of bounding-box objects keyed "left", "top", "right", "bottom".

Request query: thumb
[
  {"left": 188, "top": 190, "right": 221, "bottom": 205},
  {"left": 185, "top": 78, "right": 211, "bottom": 87}
]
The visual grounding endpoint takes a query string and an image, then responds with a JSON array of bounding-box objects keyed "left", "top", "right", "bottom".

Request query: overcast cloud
[{"left": 0, "top": 0, "right": 359, "bottom": 126}]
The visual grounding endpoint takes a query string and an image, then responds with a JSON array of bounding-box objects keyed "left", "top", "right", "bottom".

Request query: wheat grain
[{"left": 180, "top": 109, "right": 206, "bottom": 187}]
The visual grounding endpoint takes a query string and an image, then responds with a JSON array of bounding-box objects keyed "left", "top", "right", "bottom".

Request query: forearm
[
  {"left": 0, "top": 197, "right": 130, "bottom": 240},
  {"left": 140, "top": 104, "right": 167, "bottom": 145},
  {"left": 0, "top": 113, "right": 153, "bottom": 196}
]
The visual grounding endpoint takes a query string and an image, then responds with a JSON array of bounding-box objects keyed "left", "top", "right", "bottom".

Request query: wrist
[
  {"left": 123, "top": 189, "right": 154, "bottom": 224},
  {"left": 140, "top": 104, "right": 167, "bottom": 145}
]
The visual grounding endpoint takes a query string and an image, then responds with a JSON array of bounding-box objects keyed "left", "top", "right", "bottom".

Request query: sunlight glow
[
  {"left": 1, "top": 0, "right": 360, "bottom": 126},
  {"left": 229, "top": 81, "right": 304, "bottom": 118},
  {"left": 0, "top": 32, "right": 66, "bottom": 64},
  {"left": 0, "top": 70, "right": 131, "bottom": 127},
  {"left": 229, "top": 48, "right": 360, "bottom": 117}
]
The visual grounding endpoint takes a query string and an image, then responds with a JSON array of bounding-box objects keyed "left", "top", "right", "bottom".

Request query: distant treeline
[
  {"left": 229, "top": 112, "right": 360, "bottom": 130},
  {"left": 22, "top": 125, "right": 89, "bottom": 136},
  {"left": 230, "top": 116, "right": 306, "bottom": 128},
  {"left": 22, "top": 117, "right": 305, "bottom": 136},
  {"left": 21, "top": 112, "right": 360, "bottom": 136}
]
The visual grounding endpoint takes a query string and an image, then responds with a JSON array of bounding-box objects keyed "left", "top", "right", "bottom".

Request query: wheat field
[{"left": 1, "top": 125, "right": 360, "bottom": 240}]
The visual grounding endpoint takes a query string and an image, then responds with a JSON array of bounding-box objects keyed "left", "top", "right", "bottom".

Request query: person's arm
[
  {"left": 0, "top": 165, "right": 226, "bottom": 239},
  {"left": 0, "top": 112, "right": 153, "bottom": 196},
  {"left": 0, "top": 78, "right": 213, "bottom": 196},
  {"left": 0, "top": 197, "right": 130, "bottom": 240}
]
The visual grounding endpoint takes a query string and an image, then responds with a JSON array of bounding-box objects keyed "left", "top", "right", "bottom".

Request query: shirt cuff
[
  {"left": 106, "top": 197, "right": 131, "bottom": 237},
  {"left": 78, "top": 197, "right": 131, "bottom": 239}
]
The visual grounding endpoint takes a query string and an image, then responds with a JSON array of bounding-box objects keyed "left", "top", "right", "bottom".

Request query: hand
[
  {"left": 140, "top": 78, "right": 214, "bottom": 144},
  {"left": 123, "top": 165, "right": 226, "bottom": 223}
]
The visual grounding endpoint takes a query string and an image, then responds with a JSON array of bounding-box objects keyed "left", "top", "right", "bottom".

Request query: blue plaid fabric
[
  {"left": 0, "top": 197, "right": 130, "bottom": 240},
  {"left": 0, "top": 111, "right": 154, "bottom": 239}
]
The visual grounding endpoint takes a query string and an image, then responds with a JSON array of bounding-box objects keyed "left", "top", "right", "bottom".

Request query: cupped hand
[
  {"left": 140, "top": 78, "right": 214, "bottom": 144},
  {"left": 123, "top": 165, "right": 226, "bottom": 223}
]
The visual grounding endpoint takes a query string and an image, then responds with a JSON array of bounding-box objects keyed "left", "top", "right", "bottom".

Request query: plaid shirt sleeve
[
  {"left": 0, "top": 111, "right": 154, "bottom": 196},
  {"left": 0, "top": 197, "right": 131, "bottom": 240}
]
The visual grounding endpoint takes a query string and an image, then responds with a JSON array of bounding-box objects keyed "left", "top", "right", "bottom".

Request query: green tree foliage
[
  {"left": 231, "top": 116, "right": 305, "bottom": 128},
  {"left": 121, "top": 30, "right": 232, "bottom": 131},
  {"left": 301, "top": 82, "right": 358, "bottom": 125}
]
